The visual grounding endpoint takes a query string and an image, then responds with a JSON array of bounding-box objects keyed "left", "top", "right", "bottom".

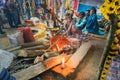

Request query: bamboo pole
[{"left": 98, "top": 14, "right": 117, "bottom": 80}]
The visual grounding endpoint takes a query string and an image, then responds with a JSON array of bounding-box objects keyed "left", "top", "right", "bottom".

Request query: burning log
[{"left": 48, "top": 36, "right": 79, "bottom": 52}]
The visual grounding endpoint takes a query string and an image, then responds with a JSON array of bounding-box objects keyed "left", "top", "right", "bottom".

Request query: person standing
[
  {"left": 0, "top": 11, "right": 5, "bottom": 34},
  {"left": 9, "top": 0, "right": 20, "bottom": 28},
  {"left": 3, "top": 0, "right": 14, "bottom": 28}
]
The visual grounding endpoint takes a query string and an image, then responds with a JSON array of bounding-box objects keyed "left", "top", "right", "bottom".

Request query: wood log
[
  {"left": 18, "top": 49, "right": 59, "bottom": 58},
  {"left": 18, "top": 50, "right": 46, "bottom": 57},
  {"left": 20, "top": 41, "right": 47, "bottom": 48},
  {"left": 52, "top": 41, "right": 92, "bottom": 77},
  {"left": 23, "top": 45, "right": 50, "bottom": 50},
  {"left": 7, "top": 46, "right": 22, "bottom": 52},
  {"left": 13, "top": 54, "right": 70, "bottom": 80}
]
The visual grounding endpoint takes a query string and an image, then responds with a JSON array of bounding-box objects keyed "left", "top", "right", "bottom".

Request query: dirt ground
[
  {"left": 0, "top": 28, "right": 106, "bottom": 80},
  {"left": 73, "top": 38, "right": 106, "bottom": 80}
]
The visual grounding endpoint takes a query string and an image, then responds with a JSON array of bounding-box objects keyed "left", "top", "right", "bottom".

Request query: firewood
[
  {"left": 20, "top": 41, "right": 48, "bottom": 48},
  {"left": 23, "top": 45, "right": 50, "bottom": 50},
  {"left": 7, "top": 46, "right": 22, "bottom": 52},
  {"left": 18, "top": 50, "right": 46, "bottom": 57},
  {"left": 13, "top": 54, "right": 70, "bottom": 80},
  {"left": 44, "top": 52, "right": 59, "bottom": 58},
  {"left": 34, "top": 52, "right": 59, "bottom": 64},
  {"left": 18, "top": 49, "right": 59, "bottom": 58}
]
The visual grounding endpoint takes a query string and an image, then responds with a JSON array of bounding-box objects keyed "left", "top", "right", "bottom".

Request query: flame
[
  {"left": 49, "top": 36, "right": 72, "bottom": 52},
  {"left": 61, "top": 57, "right": 65, "bottom": 69},
  {"left": 62, "top": 57, "right": 65, "bottom": 64}
]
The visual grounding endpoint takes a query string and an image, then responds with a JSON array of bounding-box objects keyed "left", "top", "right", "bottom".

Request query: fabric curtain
[{"left": 73, "top": 0, "right": 79, "bottom": 11}]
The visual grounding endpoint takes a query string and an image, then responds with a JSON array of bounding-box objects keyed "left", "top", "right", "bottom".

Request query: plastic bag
[
  {"left": 7, "top": 32, "right": 24, "bottom": 45},
  {"left": 0, "top": 50, "right": 15, "bottom": 73}
]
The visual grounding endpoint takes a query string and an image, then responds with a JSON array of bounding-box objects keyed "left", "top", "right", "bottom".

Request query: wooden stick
[
  {"left": 18, "top": 50, "right": 46, "bottom": 57},
  {"left": 7, "top": 46, "right": 22, "bottom": 52},
  {"left": 23, "top": 45, "right": 50, "bottom": 50},
  {"left": 20, "top": 41, "right": 47, "bottom": 48}
]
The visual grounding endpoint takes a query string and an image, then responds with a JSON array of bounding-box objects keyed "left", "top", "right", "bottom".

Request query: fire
[
  {"left": 61, "top": 57, "right": 65, "bottom": 69},
  {"left": 49, "top": 36, "right": 73, "bottom": 52}
]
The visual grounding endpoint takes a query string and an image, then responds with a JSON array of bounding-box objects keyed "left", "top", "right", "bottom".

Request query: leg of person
[
  {"left": 94, "top": 26, "right": 105, "bottom": 35},
  {"left": 17, "top": 9, "right": 21, "bottom": 24},
  {"left": 5, "top": 13, "right": 14, "bottom": 28},
  {"left": 0, "top": 25, "right": 5, "bottom": 34},
  {"left": 11, "top": 11, "right": 19, "bottom": 28}
]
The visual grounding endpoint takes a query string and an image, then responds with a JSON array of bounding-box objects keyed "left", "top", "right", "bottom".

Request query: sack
[
  {"left": 7, "top": 32, "right": 24, "bottom": 45},
  {"left": 18, "top": 27, "right": 35, "bottom": 43}
]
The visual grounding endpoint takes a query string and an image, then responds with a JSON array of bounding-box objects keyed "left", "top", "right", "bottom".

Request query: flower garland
[
  {"left": 100, "top": 0, "right": 120, "bottom": 20},
  {"left": 100, "top": 0, "right": 120, "bottom": 80}
]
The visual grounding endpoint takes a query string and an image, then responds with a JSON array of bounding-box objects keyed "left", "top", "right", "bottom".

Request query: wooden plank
[
  {"left": 19, "top": 41, "right": 47, "bottom": 48},
  {"left": 52, "top": 41, "right": 92, "bottom": 77},
  {"left": 13, "top": 54, "right": 70, "bottom": 80}
]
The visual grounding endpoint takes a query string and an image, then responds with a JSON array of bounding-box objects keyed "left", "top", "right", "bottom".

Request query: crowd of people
[
  {"left": 62, "top": 7, "right": 105, "bottom": 40},
  {"left": 0, "top": 0, "right": 106, "bottom": 37},
  {"left": 0, "top": 0, "right": 21, "bottom": 34}
]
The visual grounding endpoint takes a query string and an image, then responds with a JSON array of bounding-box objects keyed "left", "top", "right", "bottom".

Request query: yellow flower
[
  {"left": 117, "top": 22, "right": 120, "bottom": 28},
  {"left": 113, "top": 37, "right": 119, "bottom": 43},
  {"left": 106, "top": 59, "right": 112, "bottom": 63},
  {"left": 102, "top": 12, "right": 110, "bottom": 20},
  {"left": 106, "top": 3, "right": 115, "bottom": 14},
  {"left": 114, "top": 0, "right": 120, "bottom": 6},
  {"left": 115, "top": 29, "right": 120, "bottom": 35},
  {"left": 103, "top": 68, "right": 109, "bottom": 72},
  {"left": 109, "top": 51, "right": 119, "bottom": 55},
  {"left": 111, "top": 43, "right": 119, "bottom": 50},
  {"left": 101, "top": 74, "right": 107, "bottom": 79},
  {"left": 118, "top": 15, "right": 120, "bottom": 19},
  {"left": 104, "top": 64, "right": 111, "bottom": 69},
  {"left": 105, "top": 0, "right": 115, "bottom": 3},
  {"left": 100, "top": 3, "right": 107, "bottom": 13},
  {"left": 115, "top": 6, "right": 120, "bottom": 15},
  {"left": 107, "top": 55, "right": 112, "bottom": 59}
]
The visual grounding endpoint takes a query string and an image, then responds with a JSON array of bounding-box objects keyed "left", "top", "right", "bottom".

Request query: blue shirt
[
  {"left": 76, "top": 17, "right": 87, "bottom": 30},
  {"left": 86, "top": 13, "right": 99, "bottom": 31}
]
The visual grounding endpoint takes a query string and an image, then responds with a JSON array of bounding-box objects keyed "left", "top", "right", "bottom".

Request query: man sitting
[
  {"left": 82, "top": 7, "right": 104, "bottom": 35},
  {"left": 75, "top": 12, "right": 87, "bottom": 30}
]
